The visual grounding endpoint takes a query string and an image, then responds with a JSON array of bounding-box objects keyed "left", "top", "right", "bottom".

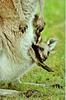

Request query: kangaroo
[
  {"left": 0, "top": 0, "right": 45, "bottom": 82},
  {"left": 0, "top": 0, "right": 57, "bottom": 83}
]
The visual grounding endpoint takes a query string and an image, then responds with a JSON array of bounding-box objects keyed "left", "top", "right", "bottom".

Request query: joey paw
[
  {"left": 33, "top": 14, "right": 46, "bottom": 34},
  {"left": 36, "top": 17, "right": 46, "bottom": 33}
]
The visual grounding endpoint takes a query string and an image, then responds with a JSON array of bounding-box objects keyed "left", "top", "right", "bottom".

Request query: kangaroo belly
[{"left": 0, "top": 52, "right": 34, "bottom": 82}]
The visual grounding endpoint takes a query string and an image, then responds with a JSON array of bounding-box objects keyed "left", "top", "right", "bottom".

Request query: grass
[{"left": 0, "top": 0, "right": 65, "bottom": 99}]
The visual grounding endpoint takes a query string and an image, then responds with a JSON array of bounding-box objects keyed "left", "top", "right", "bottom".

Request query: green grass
[
  {"left": 0, "top": 0, "right": 65, "bottom": 99},
  {"left": 19, "top": 0, "right": 65, "bottom": 99}
]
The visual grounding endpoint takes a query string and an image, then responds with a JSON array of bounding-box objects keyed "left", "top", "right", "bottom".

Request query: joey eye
[{"left": 47, "top": 51, "right": 50, "bottom": 55}]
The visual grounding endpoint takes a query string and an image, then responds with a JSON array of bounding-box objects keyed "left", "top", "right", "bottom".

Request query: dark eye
[{"left": 48, "top": 51, "right": 50, "bottom": 55}]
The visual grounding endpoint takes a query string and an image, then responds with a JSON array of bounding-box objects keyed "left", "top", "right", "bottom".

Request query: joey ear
[{"left": 47, "top": 38, "right": 57, "bottom": 51}]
